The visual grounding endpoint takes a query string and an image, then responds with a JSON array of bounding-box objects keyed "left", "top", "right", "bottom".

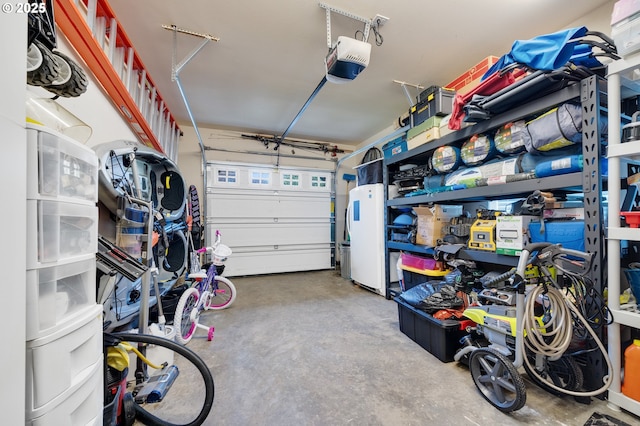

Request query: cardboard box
[
  {"left": 444, "top": 56, "right": 500, "bottom": 96},
  {"left": 496, "top": 215, "right": 534, "bottom": 256},
  {"left": 413, "top": 205, "right": 463, "bottom": 246}
]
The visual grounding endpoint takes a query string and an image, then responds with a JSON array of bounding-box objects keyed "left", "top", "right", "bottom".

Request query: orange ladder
[{"left": 54, "top": 0, "right": 180, "bottom": 158}]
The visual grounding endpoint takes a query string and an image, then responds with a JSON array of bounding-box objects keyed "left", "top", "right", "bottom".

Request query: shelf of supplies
[
  {"left": 385, "top": 83, "right": 582, "bottom": 166},
  {"left": 387, "top": 173, "right": 583, "bottom": 206}
]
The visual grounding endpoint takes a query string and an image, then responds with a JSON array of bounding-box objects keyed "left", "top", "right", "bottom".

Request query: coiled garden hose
[{"left": 522, "top": 284, "right": 613, "bottom": 397}]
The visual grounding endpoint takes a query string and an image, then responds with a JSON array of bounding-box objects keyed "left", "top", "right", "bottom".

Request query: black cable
[{"left": 110, "top": 332, "right": 215, "bottom": 426}]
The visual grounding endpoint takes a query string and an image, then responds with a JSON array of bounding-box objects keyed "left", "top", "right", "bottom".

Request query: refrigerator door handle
[{"left": 346, "top": 200, "right": 352, "bottom": 238}]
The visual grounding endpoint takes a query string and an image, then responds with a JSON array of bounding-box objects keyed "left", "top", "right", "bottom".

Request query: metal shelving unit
[
  {"left": 606, "top": 52, "right": 640, "bottom": 417},
  {"left": 384, "top": 76, "right": 608, "bottom": 389}
]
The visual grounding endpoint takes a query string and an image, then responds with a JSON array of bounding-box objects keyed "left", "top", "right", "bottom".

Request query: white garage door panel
[
  {"left": 206, "top": 161, "right": 334, "bottom": 276},
  {"left": 207, "top": 192, "right": 330, "bottom": 219},
  {"left": 222, "top": 248, "right": 332, "bottom": 277},
  {"left": 206, "top": 223, "right": 330, "bottom": 246}
]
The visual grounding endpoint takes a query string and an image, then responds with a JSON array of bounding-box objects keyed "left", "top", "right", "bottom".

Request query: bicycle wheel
[
  {"left": 173, "top": 288, "right": 200, "bottom": 345},
  {"left": 110, "top": 332, "right": 214, "bottom": 426},
  {"left": 205, "top": 275, "right": 237, "bottom": 310}
]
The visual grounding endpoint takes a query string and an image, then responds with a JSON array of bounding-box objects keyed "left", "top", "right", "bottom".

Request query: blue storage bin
[
  {"left": 528, "top": 220, "right": 584, "bottom": 251},
  {"left": 382, "top": 137, "right": 407, "bottom": 158}
]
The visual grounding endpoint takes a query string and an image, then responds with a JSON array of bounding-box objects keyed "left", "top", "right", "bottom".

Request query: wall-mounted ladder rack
[{"left": 54, "top": 0, "right": 181, "bottom": 159}]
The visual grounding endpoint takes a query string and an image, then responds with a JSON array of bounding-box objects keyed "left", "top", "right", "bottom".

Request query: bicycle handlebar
[{"left": 195, "top": 231, "right": 223, "bottom": 255}]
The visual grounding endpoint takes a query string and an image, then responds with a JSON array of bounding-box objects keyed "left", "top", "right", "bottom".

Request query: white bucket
[{"left": 127, "top": 324, "right": 176, "bottom": 380}]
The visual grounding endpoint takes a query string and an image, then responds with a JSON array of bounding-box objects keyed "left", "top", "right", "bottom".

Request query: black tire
[
  {"left": 44, "top": 50, "right": 88, "bottom": 97},
  {"left": 523, "top": 351, "right": 584, "bottom": 396},
  {"left": 27, "top": 39, "right": 60, "bottom": 86},
  {"left": 469, "top": 347, "right": 527, "bottom": 413},
  {"left": 111, "top": 332, "right": 215, "bottom": 426}
]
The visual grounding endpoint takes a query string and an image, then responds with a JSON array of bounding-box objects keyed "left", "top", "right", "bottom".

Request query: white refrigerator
[{"left": 347, "top": 183, "right": 387, "bottom": 297}]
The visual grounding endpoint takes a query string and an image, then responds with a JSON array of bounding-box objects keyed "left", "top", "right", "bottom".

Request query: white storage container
[
  {"left": 26, "top": 199, "right": 98, "bottom": 268},
  {"left": 26, "top": 305, "right": 102, "bottom": 412},
  {"left": 26, "top": 257, "right": 97, "bottom": 340},
  {"left": 26, "top": 358, "right": 103, "bottom": 426},
  {"left": 26, "top": 125, "right": 98, "bottom": 203}
]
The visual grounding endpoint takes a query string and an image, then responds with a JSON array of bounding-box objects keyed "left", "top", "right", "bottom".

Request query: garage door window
[
  {"left": 282, "top": 173, "right": 300, "bottom": 187},
  {"left": 310, "top": 174, "right": 327, "bottom": 188},
  {"left": 250, "top": 170, "right": 271, "bottom": 186},
  {"left": 216, "top": 168, "right": 238, "bottom": 184}
]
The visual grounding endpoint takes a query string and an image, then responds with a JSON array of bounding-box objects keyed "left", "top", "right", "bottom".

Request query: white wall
[{"left": 1, "top": 11, "right": 27, "bottom": 426}]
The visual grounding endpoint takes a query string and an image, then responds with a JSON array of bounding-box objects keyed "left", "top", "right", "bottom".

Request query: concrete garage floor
[{"left": 174, "top": 269, "right": 638, "bottom": 426}]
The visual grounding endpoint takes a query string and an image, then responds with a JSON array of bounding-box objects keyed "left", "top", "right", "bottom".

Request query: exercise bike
[{"left": 454, "top": 243, "right": 612, "bottom": 412}]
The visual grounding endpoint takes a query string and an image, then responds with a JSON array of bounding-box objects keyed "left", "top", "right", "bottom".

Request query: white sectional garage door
[{"left": 205, "top": 161, "right": 334, "bottom": 276}]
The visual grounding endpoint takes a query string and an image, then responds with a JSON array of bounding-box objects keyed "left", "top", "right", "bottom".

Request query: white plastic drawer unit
[
  {"left": 26, "top": 358, "right": 103, "bottom": 426},
  {"left": 26, "top": 305, "right": 102, "bottom": 413},
  {"left": 26, "top": 257, "right": 97, "bottom": 340},
  {"left": 27, "top": 124, "right": 99, "bottom": 203},
  {"left": 26, "top": 199, "right": 98, "bottom": 268}
]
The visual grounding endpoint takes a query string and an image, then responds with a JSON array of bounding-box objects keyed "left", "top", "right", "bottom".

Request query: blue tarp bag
[{"left": 483, "top": 27, "right": 589, "bottom": 78}]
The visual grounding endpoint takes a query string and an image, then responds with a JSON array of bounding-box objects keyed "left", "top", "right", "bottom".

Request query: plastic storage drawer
[
  {"left": 26, "top": 358, "right": 103, "bottom": 426},
  {"left": 26, "top": 199, "right": 98, "bottom": 268},
  {"left": 401, "top": 252, "right": 437, "bottom": 270},
  {"left": 26, "top": 305, "right": 102, "bottom": 412},
  {"left": 26, "top": 257, "right": 96, "bottom": 340},
  {"left": 27, "top": 124, "right": 98, "bottom": 203}
]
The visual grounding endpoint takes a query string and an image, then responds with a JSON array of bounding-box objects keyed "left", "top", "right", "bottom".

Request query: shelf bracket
[
  {"left": 393, "top": 80, "right": 424, "bottom": 106},
  {"left": 165, "top": 24, "right": 219, "bottom": 226}
]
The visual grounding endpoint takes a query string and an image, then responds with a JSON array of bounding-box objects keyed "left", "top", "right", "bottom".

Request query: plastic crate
[
  {"left": 401, "top": 252, "right": 437, "bottom": 270},
  {"left": 444, "top": 56, "right": 500, "bottom": 95},
  {"left": 394, "top": 297, "right": 466, "bottom": 362}
]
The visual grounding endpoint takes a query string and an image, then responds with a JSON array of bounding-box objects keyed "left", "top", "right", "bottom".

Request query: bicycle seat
[{"left": 188, "top": 271, "right": 208, "bottom": 280}]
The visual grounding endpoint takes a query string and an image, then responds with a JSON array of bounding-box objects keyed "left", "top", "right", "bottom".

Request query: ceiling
[{"left": 108, "top": 0, "right": 612, "bottom": 146}]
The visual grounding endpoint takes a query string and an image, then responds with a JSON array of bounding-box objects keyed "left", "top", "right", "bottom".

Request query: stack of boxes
[{"left": 25, "top": 124, "right": 103, "bottom": 425}]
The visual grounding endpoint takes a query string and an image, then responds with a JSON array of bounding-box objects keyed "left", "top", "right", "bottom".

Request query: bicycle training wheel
[
  {"left": 174, "top": 287, "right": 200, "bottom": 345},
  {"left": 469, "top": 347, "right": 527, "bottom": 413},
  {"left": 110, "top": 331, "right": 214, "bottom": 426},
  {"left": 205, "top": 275, "right": 237, "bottom": 310}
]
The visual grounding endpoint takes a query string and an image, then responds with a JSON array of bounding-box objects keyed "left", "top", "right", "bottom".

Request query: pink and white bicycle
[{"left": 173, "top": 231, "right": 237, "bottom": 344}]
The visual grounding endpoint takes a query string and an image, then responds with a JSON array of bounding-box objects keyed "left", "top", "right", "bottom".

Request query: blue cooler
[
  {"left": 382, "top": 136, "right": 407, "bottom": 159},
  {"left": 528, "top": 220, "right": 585, "bottom": 251}
]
